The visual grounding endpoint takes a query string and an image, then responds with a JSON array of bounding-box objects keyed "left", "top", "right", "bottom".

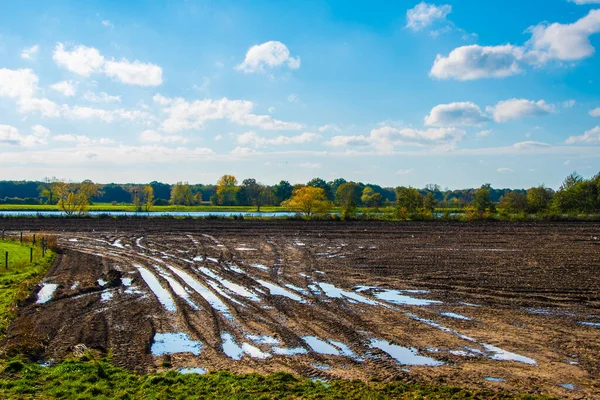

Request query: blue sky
[{"left": 1, "top": 0, "right": 599, "bottom": 189}]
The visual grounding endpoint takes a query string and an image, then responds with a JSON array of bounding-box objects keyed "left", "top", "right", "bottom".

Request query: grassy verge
[
  {"left": 0, "top": 240, "right": 55, "bottom": 338},
  {"left": 0, "top": 204, "right": 292, "bottom": 213},
  {"left": 0, "top": 357, "right": 554, "bottom": 400}
]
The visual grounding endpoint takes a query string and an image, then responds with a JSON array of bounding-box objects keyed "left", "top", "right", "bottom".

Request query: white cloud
[
  {"left": 569, "top": 0, "right": 600, "bottom": 3},
  {"left": 565, "top": 126, "right": 600, "bottom": 144},
  {"left": 53, "top": 43, "right": 105, "bottom": 76},
  {"left": 103, "top": 59, "right": 163, "bottom": 86},
  {"left": 53, "top": 134, "right": 115, "bottom": 145},
  {"left": 268, "top": 107, "right": 275, "bottom": 113},
  {"left": 318, "top": 124, "right": 341, "bottom": 133},
  {"left": 153, "top": 95, "right": 302, "bottom": 133},
  {"left": 52, "top": 42, "right": 162, "bottom": 86},
  {"left": 589, "top": 107, "right": 600, "bottom": 117},
  {"left": 50, "top": 80, "right": 77, "bottom": 97},
  {"left": 17, "top": 97, "right": 62, "bottom": 117},
  {"left": 424, "top": 102, "right": 489, "bottom": 126},
  {"left": 562, "top": 99, "right": 576, "bottom": 108},
  {"left": 476, "top": 129, "right": 492, "bottom": 138},
  {"left": 102, "top": 20, "right": 113, "bottom": 28},
  {"left": 237, "top": 131, "right": 317, "bottom": 147},
  {"left": 235, "top": 41, "right": 300, "bottom": 73},
  {"left": 231, "top": 146, "right": 255, "bottom": 156},
  {"left": 327, "top": 125, "right": 465, "bottom": 152},
  {"left": 430, "top": 44, "right": 524, "bottom": 80},
  {"left": 138, "top": 130, "right": 187, "bottom": 143},
  {"left": 0, "top": 68, "right": 39, "bottom": 98},
  {"left": 20, "top": 45, "right": 39, "bottom": 61},
  {"left": 526, "top": 10, "right": 600, "bottom": 64},
  {"left": 396, "top": 168, "right": 414, "bottom": 175},
  {"left": 83, "top": 91, "right": 121, "bottom": 103},
  {"left": 406, "top": 2, "right": 452, "bottom": 31},
  {"left": 497, "top": 167, "right": 513, "bottom": 173},
  {"left": 512, "top": 141, "right": 551, "bottom": 149},
  {"left": 0, "top": 124, "right": 47, "bottom": 147},
  {"left": 431, "top": 10, "right": 600, "bottom": 80},
  {"left": 486, "top": 99, "right": 555, "bottom": 122},
  {"left": 287, "top": 93, "right": 298, "bottom": 102},
  {"left": 31, "top": 125, "right": 50, "bottom": 138}
]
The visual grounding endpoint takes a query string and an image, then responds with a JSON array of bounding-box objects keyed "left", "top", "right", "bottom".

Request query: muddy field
[{"left": 1, "top": 219, "right": 599, "bottom": 398}]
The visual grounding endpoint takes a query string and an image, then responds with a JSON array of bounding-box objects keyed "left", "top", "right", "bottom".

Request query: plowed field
[{"left": 1, "top": 219, "right": 599, "bottom": 398}]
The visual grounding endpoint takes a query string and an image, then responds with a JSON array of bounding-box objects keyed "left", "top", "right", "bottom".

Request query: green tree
[
  {"left": 170, "top": 182, "right": 193, "bottom": 205},
  {"left": 38, "top": 177, "right": 59, "bottom": 205},
  {"left": 395, "top": 186, "right": 423, "bottom": 215},
  {"left": 273, "top": 180, "right": 293, "bottom": 205},
  {"left": 281, "top": 186, "right": 332, "bottom": 217},
  {"left": 473, "top": 184, "right": 493, "bottom": 213},
  {"left": 336, "top": 182, "right": 362, "bottom": 219},
  {"left": 423, "top": 192, "right": 437, "bottom": 213},
  {"left": 216, "top": 175, "right": 239, "bottom": 206},
  {"left": 498, "top": 190, "right": 528, "bottom": 214},
  {"left": 241, "top": 178, "right": 266, "bottom": 211},
  {"left": 143, "top": 185, "right": 154, "bottom": 212},
  {"left": 307, "top": 177, "right": 333, "bottom": 201},
  {"left": 526, "top": 185, "right": 553, "bottom": 214},
  {"left": 361, "top": 186, "right": 383, "bottom": 208}
]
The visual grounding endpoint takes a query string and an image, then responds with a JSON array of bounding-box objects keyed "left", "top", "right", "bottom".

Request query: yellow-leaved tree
[
  {"left": 281, "top": 186, "right": 332, "bottom": 217},
  {"left": 54, "top": 180, "right": 99, "bottom": 215}
]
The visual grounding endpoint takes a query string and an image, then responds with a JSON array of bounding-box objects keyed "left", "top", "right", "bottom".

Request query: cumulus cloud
[
  {"left": 0, "top": 124, "right": 47, "bottom": 147},
  {"left": 589, "top": 107, "right": 600, "bottom": 117},
  {"left": 430, "top": 44, "right": 524, "bottom": 80},
  {"left": 54, "top": 134, "right": 115, "bottom": 145},
  {"left": 0, "top": 68, "right": 39, "bottom": 98},
  {"left": 153, "top": 95, "right": 302, "bottom": 133},
  {"left": 512, "top": 141, "right": 552, "bottom": 149},
  {"left": 236, "top": 131, "right": 317, "bottom": 147},
  {"left": 406, "top": 2, "right": 452, "bottom": 31},
  {"left": 318, "top": 124, "right": 341, "bottom": 133},
  {"left": 235, "top": 41, "right": 300, "bottom": 73},
  {"left": 431, "top": 10, "right": 600, "bottom": 80},
  {"left": 565, "top": 126, "right": 600, "bottom": 144},
  {"left": 486, "top": 99, "right": 555, "bottom": 122},
  {"left": 562, "top": 99, "right": 576, "bottom": 108},
  {"left": 424, "top": 102, "right": 489, "bottom": 126},
  {"left": 138, "top": 130, "right": 187, "bottom": 143},
  {"left": 476, "top": 129, "right": 492, "bottom": 137},
  {"left": 50, "top": 80, "right": 77, "bottom": 97},
  {"left": 52, "top": 42, "right": 163, "bottom": 86},
  {"left": 83, "top": 91, "right": 121, "bottom": 103},
  {"left": 20, "top": 45, "right": 39, "bottom": 61},
  {"left": 17, "top": 97, "right": 62, "bottom": 117}
]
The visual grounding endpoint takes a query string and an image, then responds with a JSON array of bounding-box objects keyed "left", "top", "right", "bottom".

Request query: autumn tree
[
  {"left": 215, "top": 175, "right": 239, "bottom": 206},
  {"left": 361, "top": 186, "right": 382, "bottom": 208},
  {"left": 395, "top": 186, "right": 423, "bottom": 215},
  {"left": 54, "top": 180, "right": 99, "bottom": 215},
  {"left": 281, "top": 186, "right": 332, "bottom": 217},
  {"left": 143, "top": 185, "right": 154, "bottom": 211},
  {"left": 336, "top": 182, "right": 362, "bottom": 219},
  {"left": 526, "top": 185, "right": 553, "bottom": 214},
  {"left": 473, "top": 184, "right": 493, "bottom": 213},
  {"left": 498, "top": 190, "right": 528, "bottom": 214},
  {"left": 170, "top": 182, "right": 193, "bottom": 205},
  {"left": 423, "top": 192, "right": 437, "bottom": 213},
  {"left": 38, "top": 176, "right": 58, "bottom": 205}
]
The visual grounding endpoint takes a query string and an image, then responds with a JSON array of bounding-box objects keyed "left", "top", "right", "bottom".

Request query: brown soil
[{"left": 1, "top": 219, "right": 599, "bottom": 399}]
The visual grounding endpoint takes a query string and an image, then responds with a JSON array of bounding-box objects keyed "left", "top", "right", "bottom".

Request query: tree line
[{"left": 0, "top": 171, "right": 599, "bottom": 217}]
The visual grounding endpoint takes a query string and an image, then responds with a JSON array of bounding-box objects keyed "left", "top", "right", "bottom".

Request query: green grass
[
  {"left": 0, "top": 204, "right": 292, "bottom": 213},
  {"left": 0, "top": 240, "right": 55, "bottom": 338},
  {"left": 0, "top": 357, "right": 554, "bottom": 400}
]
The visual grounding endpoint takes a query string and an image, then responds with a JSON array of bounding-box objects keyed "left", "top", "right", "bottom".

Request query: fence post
[
  {"left": 1, "top": 230, "right": 4, "bottom": 240},
  {"left": 33, "top": 234, "right": 36, "bottom": 245},
  {"left": 30, "top": 247, "right": 33, "bottom": 263},
  {"left": 20, "top": 232, "right": 23, "bottom": 243}
]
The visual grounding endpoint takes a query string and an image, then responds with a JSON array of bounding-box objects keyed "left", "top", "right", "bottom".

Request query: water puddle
[
  {"left": 111, "top": 239, "right": 124, "bottom": 249},
  {"left": 221, "top": 333, "right": 243, "bottom": 360},
  {"left": 314, "top": 363, "right": 331, "bottom": 370},
  {"left": 70, "top": 281, "right": 80, "bottom": 290},
  {"left": 272, "top": 346, "right": 308, "bottom": 356},
  {"left": 257, "top": 280, "right": 306, "bottom": 303},
  {"left": 328, "top": 339, "right": 358, "bottom": 359},
  {"left": 199, "top": 267, "right": 259, "bottom": 301},
  {"left": 560, "top": 383, "right": 575, "bottom": 390},
  {"left": 579, "top": 322, "right": 600, "bottom": 327},
  {"left": 235, "top": 247, "right": 257, "bottom": 251},
  {"left": 36, "top": 283, "right": 59, "bottom": 304},
  {"left": 158, "top": 269, "right": 200, "bottom": 310},
  {"left": 246, "top": 334, "right": 280, "bottom": 345},
  {"left": 97, "top": 279, "right": 107, "bottom": 287},
  {"left": 179, "top": 367, "right": 207, "bottom": 374},
  {"left": 121, "top": 277, "right": 132, "bottom": 286},
  {"left": 164, "top": 265, "right": 234, "bottom": 320},
  {"left": 251, "top": 263, "right": 269, "bottom": 271},
  {"left": 134, "top": 264, "right": 177, "bottom": 312},
  {"left": 135, "top": 237, "right": 146, "bottom": 249},
  {"left": 100, "top": 290, "right": 114, "bottom": 302},
  {"left": 440, "top": 312, "right": 471, "bottom": 320},
  {"left": 294, "top": 241, "right": 306, "bottom": 247},
  {"left": 318, "top": 282, "right": 378, "bottom": 305},
  {"left": 481, "top": 344, "right": 537, "bottom": 365},
  {"left": 241, "top": 343, "right": 271, "bottom": 359},
  {"left": 285, "top": 283, "right": 310, "bottom": 295},
  {"left": 369, "top": 339, "right": 443, "bottom": 366},
  {"left": 68, "top": 238, "right": 78, "bottom": 242},
  {"left": 458, "top": 301, "right": 481, "bottom": 307},
  {"left": 302, "top": 336, "right": 341, "bottom": 356},
  {"left": 125, "top": 286, "right": 144, "bottom": 295},
  {"left": 228, "top": 265, "right": 245, "bottom": 274},
  {"left": 372, "top": 289, "right": 441, "bottom": 306},
  {"left": 485, "top": 377, "right": 505, "bottom": 382},
  {"left": 151, "top": 332, "right": 202, "bottom": 356}
]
